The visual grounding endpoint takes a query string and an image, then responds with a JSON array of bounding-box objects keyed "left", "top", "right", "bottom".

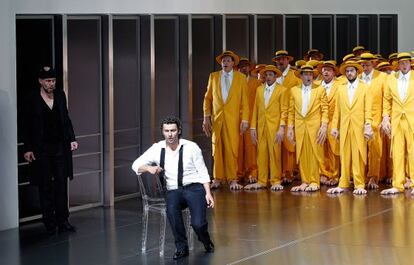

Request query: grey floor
[{"left": 2, "top": 183, "right": 414, "bottom": 265}]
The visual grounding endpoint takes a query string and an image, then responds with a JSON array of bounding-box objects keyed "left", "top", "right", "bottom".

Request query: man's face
[
  {"left": 321, "top": 66, "right": 334, "bottom": 82},
  {"left": 265, "top": 71, "right": 277, "bottom": 86},
  {"left": 275, "top": 57, "right": 289, "bottom": 71},
  {"left": 399, "top": 60, "right": 411, "bottom": 74},
  {"left": 310, "top": 53, "right": 323, "bottom": 61},
  {"left": 361, "top": 61, "right": 373, "bottom": 75},
  {"left": 39, "top": 78, "right": 56, "bottom": 94},
  {"left": 238, "top": 63, "right": 250, "bottom": 76},
  {"left": 221, "top": 56, "right": 235, "bottom": 72},
  {"left": 345, "top": 67, "right": 358, "bottom": 82},
  {"left": 162, "top": 123, "right": 180, "bottom": 145},
  {"left": 301, "top": 72, "right": 314, "bottom": 86}
]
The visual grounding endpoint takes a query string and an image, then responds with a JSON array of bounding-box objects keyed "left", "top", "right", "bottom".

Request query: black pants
[
  {"left": 166, "top": 183, "right": 212, "bottom": 251},
  {"left": 38, "top": 143, "right": 69, "bottom": 228}
]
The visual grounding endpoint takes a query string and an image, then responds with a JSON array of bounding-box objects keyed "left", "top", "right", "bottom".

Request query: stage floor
[{"left": 2, "top": 182, "right": 414, "bottom": 265}]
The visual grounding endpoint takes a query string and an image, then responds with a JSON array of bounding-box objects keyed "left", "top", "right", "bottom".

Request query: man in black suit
[{"left": 23, "top": 66, "right": 78, "bottom": 235}]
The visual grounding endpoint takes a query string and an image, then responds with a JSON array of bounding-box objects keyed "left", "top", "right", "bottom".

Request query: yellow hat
[
  {"left": 307, "top": 59, "right": 322, "bottom": 68},
  {"left": 388, "top": 52, "right": 398, "bottom": 62},
  {"left": 294, "top": 64, "right": 318, "bottom": 78},
  {"left": 250, "top": 64, "right": 267, "bottom": 75},
  {"left": 259, "top": 65, "right": 282, "bottom": 77},
  {"left": 295, "top": 59, "right": 307, "bottom": 68},
  {"left": 272, "top": 50, "right": 294, "bottom": 62},
  {"left": 342, "top": 53, "right": 357, "bottom": 62},
  {"left": 352, "top": 45, "right": 366, "bottom": 54},
  {"left": 376, "top": 62, "right": 393, "bottom": 72},
  {"left": 397, "top": 52, "right": 413, "bottom": 62},
  {"left": 216, "top": 50, "right": 240, "bottom": 65},
  {"left": 304, "top": 49, "right": 324, "bottom": 61},
  {"left": 317, "top": 60, "right": 338, "bottom": 74},
  {"left": 236, "top": 57, "right": 254, "bottom": 70},
  {"left": 339, "top": 61, "right": 363, "bottom": 75},
  {"left": 358, "top": 53, "right": 378, "bottom": 63}
]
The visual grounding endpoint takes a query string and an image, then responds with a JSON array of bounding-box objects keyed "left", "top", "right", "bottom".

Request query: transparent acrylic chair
[{"left": 137, "top": 172, "right": 194, "bottom": 256}]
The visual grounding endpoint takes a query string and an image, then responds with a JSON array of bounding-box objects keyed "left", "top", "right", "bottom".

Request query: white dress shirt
[
  {"left": 398, "top": 71, "right": 411, "bottom": 101},
  {"left": 321, "top": 79, "right": 334, "bottom": 97},
  {"left": 301, "top": 84, "right": 312, "bottom": 116},
  {"left": 276, "top": 64, "right": 290, "bottom": 85},
  {"left": 361, "top": 70, "right": 374, "bottom": 86},
  {"left": 347, "top": 78, "right": 359, "bottom": 105},
  {"left": 264, "top": 82, "right": 276, "bottom": 107},
  {"left": 132, "top": 139, "right": 211, "bottom": 190},
  {"left": 221, "top": 70, "right": 234, "bottom": 103}
]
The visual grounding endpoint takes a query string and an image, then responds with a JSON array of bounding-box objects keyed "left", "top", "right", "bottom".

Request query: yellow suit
[
  {"left": 203, "top": 70, "right": 249, "bottom": 182},
  {"left": 383, "top": 71, "right": 414, "bottom": 191},
  {"left": 280, "top": 69, "right": 301, "bottom": 177},
  {"left": 319, "top": 79, "right": 340, "bottom": 181},
  {"left": 237, "top": 76, "right": 261, "bottom": 178},
  {"left": 332, "top": 80, "right": 372, "bottom": 189},
  {"left": 250, "top": 82, "right": 289, "bottom": 186},
  {"left": 359, "top": 70, "right": 387, "bottom": 182},
  {"left": 288, "top": 84, "right": 328, "bottom": 187}
]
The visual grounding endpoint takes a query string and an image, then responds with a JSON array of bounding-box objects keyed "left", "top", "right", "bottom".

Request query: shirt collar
[
  {"left": 282, "top": 64, "right": 290, "bottom": 77},
  {"left": 322, "top": 79, "right": 334, "bottom": 87},
  {"left": 362, "top": 70, "right": 373, "bottom": 80},
  {"left": 265, "top": 81, "right": 276, "bottom": 90},
  {"left": 399, "top": 70, "right": 411, "bottom": 80},
  {"left": 302, "top": 83, "right": 312, "bottom": 91},
  {"left": 348, "top": 78, "right": 359, "bottom": 89},
  {"left": 222, "top": 69, "right": 234, "bottom": 77}
]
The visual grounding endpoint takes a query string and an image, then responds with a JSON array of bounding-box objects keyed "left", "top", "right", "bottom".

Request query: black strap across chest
[{"left": 159, "top": 145, "right": 184, "bottom": 188}]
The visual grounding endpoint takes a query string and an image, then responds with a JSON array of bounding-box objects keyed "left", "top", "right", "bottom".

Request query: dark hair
[{"left": 160, "top": 116, "right": 182, "bottom": 137}]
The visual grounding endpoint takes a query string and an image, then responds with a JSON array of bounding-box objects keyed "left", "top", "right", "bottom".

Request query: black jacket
[{"left": 22, "top": 89, "right": 76, "bottom": 184}]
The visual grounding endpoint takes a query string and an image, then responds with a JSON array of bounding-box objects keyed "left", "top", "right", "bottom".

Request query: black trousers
[
  {"left": 38, "top": 143, "right": 69, "bottom": 228},
  {"left": 166, "top": 183, "right": 212, "bottom": 251}
]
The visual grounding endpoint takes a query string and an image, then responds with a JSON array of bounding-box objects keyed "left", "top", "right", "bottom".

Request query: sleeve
[
  {"left": 241, "top": 76, "right": 250, "bottom": 121},
  {"left": 331, "top": 90, "right": 340, "bottom": 130},
  {"left": 287, "top": 90, "right": 295, "bottom": 127},
  {"left": 192, "top": 144, "right": 211, "bottom": 184},
  {"left": 382, "top": 76, "right": 392, "bottom": 118},
  {"left": 250, "top": 87, "right": 259, "bottom": 129},
  {"left": 203, "top": 73, "right": 214, "bottom": 117},
  {"left": 320, "top": 88, "right": 329, "bottom": 124},
  {"left": 131, "top": 143, "right": 159, "bottom": 175},
  {"left": 280, "top": 86, "right": 289, "bottom": 126},
  {"left": 364, "top": 86, "right": 373, "bottom": 124}
]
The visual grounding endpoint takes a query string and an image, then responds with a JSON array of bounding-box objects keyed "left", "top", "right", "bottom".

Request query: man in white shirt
[{"left": 132, "top": 116, "right": 215, "bottom": 260}]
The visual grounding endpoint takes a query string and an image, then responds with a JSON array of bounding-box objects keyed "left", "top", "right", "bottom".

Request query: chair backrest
[{"left": 137, "top": 172, "right": 166, "bottom": 205}]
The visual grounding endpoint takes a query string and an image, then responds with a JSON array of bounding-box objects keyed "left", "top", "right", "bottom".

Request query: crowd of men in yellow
[{"left": 202, "top": 46, "right": 414, "bottom": 196}]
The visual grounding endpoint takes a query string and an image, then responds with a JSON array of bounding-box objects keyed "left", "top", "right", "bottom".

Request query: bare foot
[
  {"left": 320, "top": 175, "right": 328, "bottom": 185},
  {"left": 247, "top": 175, "right": 258, "bottom": 184},
  {"left": 305, "top": 184, "right": 320, "bottom": 192},
  {"left": 244, "top": 182, "right": 265, "bottom": 190},
  {"left": 367, "top": 177, "right": 379, "bottom": 189},
  {"left": 353, "top": 188, "right": 367, "bottom": 195},
  {"left": 291, "top": 183, "right": 309, "bottom": 192},
  {"left": 327, "top": 187, "right": 345, "bottom": 194},
  {"left": 404, "top": 177, "right": 412, "bottom": 189},
  {"left": 326, "top": 178, "right": 339, "bottom": 186},
  {"left": 210, "top": 180, "right": 221, "bottom": 189},
  {"left": 229, "top": 180, "right": 243, "bottom": 190},
  {"left": 380, "top": 187, "right": 402, "bottom": 195},
  {"left": 281, "top": 173, "right": 293, "bottom": 184},
  {"left": 270, "top": 183, "right": 284, "bottom": 191}
]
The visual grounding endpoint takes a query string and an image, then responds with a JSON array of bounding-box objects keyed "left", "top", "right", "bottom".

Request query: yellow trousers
[
  {"left": 298, "top": 132, "right": 320, "bottom": 187},
  {"left": 320, "top": 141, "right": 339, "bottom": 180},
  {"left": 213, "top": 123, "right": 238, "bottom": 182},
  {"left": 237, "top": 129, "right": 258, "bottom": 178},
  {"left": 367, "top": 128, "right": 382, "bottom": 181},
  {"left": 257, "top": 130, "right": 282, "bottom": 186},
  {"left": 282, "top": 146, "right": 296, "bottom": 177},
  {"left": 338, "top": 131, "right": 366, "bottom": 189},
  {"left": 391, "top": 116, "right": 414, "bottom": 191},
  {"left": 380, "top": 135, "right": 392, "bottom": 179}
]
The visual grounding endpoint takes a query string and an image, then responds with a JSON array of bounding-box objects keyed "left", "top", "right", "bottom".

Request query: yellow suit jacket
[
  {"left": 246, "top": 77, "right": 263, "bottom": 119},
  {"left": 203, "top": 70, "right": 249, "bottom": 157},
  {"left": 331, "top": 80, "right": 372, "bottom": 164},
  {"left": 250, "top": 83, "right": 289, "bottom": 142},
  {"left": 383, "top": 71, "right": 414, "bottom": 139},
  {"left": 288, "top": 84, "right": 329, "bottom": 163},
  {"left": 282, "top": 69, "right": 301, "bottom": 152}
]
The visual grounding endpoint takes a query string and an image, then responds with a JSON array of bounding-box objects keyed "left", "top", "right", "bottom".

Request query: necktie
[
  {"left": 265, "top": 87, "right": 271, "bottom": 106},
  {"left": 401, "top": 76, "right": 407, "bottom": 100},
  {"left": 223, "top": 73, "right": 230, "bottom": 102}
]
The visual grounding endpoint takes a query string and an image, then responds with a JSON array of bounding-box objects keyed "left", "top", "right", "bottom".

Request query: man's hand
[
  {"left": 202, "top": 116, "right": 212, "bottom": 137},
  {"left": 240, "top": 120, "right": 249, "bottom": 135},
  {"left": 316, "top": 123, "right": 328, "bottom": 144},
  {"left": 205, "top": 193, "right": 215, "bottom": 208},
  {"left": 381, "top": 116, "right": 391, "bottom": 138},
  {"left": 275, "top": 126, "right": 285, "bottom": 144},
  {"left": 24, "top": 152, "right": 36, "bottom": 162},
  {"left": 331, "top": 128, "right": 339, "bottom": 140},
  {"left": 147, "top": 165, "right": 163, "bottom": 175},
  {"left": 250, "top": 129, "right": 258, "bottom": 145},
  {"left": 364, "top": 123, "right": 374, "bottom": 140},
  {"left": 287, "top": 126, "right": 295, "bottom": 145},
  {"left": 70, "top": 141, "right": 79, "bottom": 151}
]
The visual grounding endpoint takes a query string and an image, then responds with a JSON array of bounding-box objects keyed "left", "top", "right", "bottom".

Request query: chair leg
[
  {"left": 141, "top": 208, "right": 149, "bottom": 254},
  {"left": 185, "top": 210, "right": 194, "bottom": 250},
  {"left": 159, "top": 211, "right": 166, "bottom": 256}
]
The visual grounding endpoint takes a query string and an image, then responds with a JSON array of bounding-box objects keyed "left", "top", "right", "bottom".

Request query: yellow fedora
[
  {"left": 339, "top": 61, "right": 363, "bottom": 75},
  {"left": 259, "top": 65, "right": 282, "bottom": 77},
  {"left": 215, "top": 50, "right": 240, "bottom": 65},
  {"left": 272, "top": 50, "right": 294, "bottom": 62},
  {"left": 358, "top": 53, "right": 378, "bottom": 63},
  {"left": 304, "top": 49, "right": 324, "bottom": 61},
  {"left": 317, "top": 60, "right": 338, "bottom": 75},
  {"left": 294, "top": 64, "right": 318, "bottom": 78},
  {"left": 251, "top": 64, "right": 267, "bottom": 75},
  {"left": 376, "top": 62, "right": 393, "bottom": 72}
]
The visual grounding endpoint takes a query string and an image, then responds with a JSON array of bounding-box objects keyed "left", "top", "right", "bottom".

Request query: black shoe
[
  {"left": 173, "top": 249, "right": 189, "bottom": 260},
  {"left": 203, "top": 241, "right": 215, "bottom": 253},
  {"left": 58, "top": 221, "right": 76, "bottom": 233}
]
